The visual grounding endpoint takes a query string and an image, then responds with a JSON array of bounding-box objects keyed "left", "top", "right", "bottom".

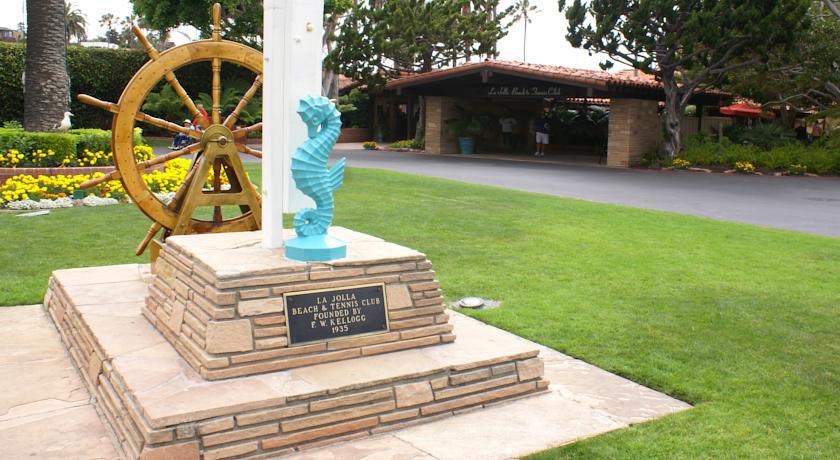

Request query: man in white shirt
[{"left": 499, "top": 116, "right": 518, "bottom": 149}]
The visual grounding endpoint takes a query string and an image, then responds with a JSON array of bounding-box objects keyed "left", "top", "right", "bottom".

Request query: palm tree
[
  {"left": 24, "top": 0, "right": 69, "bottom": 131},
  {"left": 99, "top": 13, "right": 118, "bottom": 44},
  {"left": 64, "top": 2, "right": 87, "bottom": 44},
  {"left": 511, "top": 0, "right": 540, "bottom": 61}
]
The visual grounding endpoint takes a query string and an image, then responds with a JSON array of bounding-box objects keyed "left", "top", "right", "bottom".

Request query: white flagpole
[{"left": 262, "top": 0, "right": 323, "bottom": 249}]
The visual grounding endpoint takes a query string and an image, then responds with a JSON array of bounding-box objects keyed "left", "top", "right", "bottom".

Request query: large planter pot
[{"left": 458, "top": 137, "right": 476, "bottom": 155}]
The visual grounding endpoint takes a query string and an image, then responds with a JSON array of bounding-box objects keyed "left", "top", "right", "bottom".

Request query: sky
[{"left": 6, "top": 0, "right": 612, "bottom": 70}]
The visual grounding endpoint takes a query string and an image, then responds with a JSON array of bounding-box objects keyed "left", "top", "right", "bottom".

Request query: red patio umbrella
[{"left": 719, "top": 103, "right": 775, "bottom": 119}]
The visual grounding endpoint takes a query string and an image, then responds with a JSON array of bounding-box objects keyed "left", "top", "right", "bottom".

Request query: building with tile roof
[{"left": 366, "top": 60, "right": 729, "bottom": 166}]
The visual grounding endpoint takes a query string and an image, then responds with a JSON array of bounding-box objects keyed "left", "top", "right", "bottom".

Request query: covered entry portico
[{"left": 380, "top": 61, "right": 725, "bottom": 167}]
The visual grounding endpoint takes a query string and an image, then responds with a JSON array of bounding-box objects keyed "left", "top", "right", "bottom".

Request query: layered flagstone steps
[
  {"left": 44, "top": 263, "right": 549, "bottom": 459},
  {"left": 145, "top": 228, "right": 454, "bottom": 380}
]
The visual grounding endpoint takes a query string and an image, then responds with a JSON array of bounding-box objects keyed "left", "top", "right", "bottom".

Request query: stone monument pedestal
[{"left": 43, "top": 229, "right": 548, "bottom": 459}]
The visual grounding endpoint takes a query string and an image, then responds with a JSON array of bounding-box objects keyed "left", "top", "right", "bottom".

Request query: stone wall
[
  {"left": 424, "top": 96, "right": 459, "bottom": 154},
  {"left": 337, "top": 128, "right": 373, "bottom": 143},
  {"left": 607, "top": 98, "right": 662, "bottom": 167},
  {"left": 145, "top": 241, "right": 455, "bottom": 380}
]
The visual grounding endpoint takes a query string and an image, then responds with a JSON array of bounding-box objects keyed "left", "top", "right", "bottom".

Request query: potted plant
[{"left": 446, "top": 105, "right": 489, "bottom": 155}]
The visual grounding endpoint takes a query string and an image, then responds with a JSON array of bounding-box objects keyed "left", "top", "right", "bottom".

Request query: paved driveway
[
  {"left": 333, "top": 148, "right": 840, "bottom": 238},
  {"left": 152, "top": 144, "right": 840, "bottom": 237}
]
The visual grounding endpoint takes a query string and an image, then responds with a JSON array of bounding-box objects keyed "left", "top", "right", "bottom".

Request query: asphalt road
[
  {"left": 152, "top": 144, "right": 840, "bottom": 237},
  {"left": 333, "top": 148, "right": 840, "bottom": 238}
]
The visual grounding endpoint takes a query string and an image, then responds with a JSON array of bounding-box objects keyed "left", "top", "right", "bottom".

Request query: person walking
[
  {"left": 194, "top": 103, "right": 210, "bottom": 129},
  {"left": 499, "top": 115, "right": 518, "bottom": 149},
  {"left": 534, "top": 108, "right": 551, "bottom": 156}
]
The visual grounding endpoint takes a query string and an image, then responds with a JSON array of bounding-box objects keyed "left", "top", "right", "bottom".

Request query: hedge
[
  {"left": 0, "top": 127, "right": 143, "bottom": 162},
  {"left": 1, "top": 42, "right": 259, "bottom": 130},
  {"left": 680, "top": 137, "right": 840, "bottom": 174},
  {"left": 0, "top": 128, "right": 77, "bottom": 165}
]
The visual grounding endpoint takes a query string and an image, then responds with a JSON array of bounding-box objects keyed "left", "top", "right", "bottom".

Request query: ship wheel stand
[{"left": 77, "top": 3, "right": 264, "bottom": 257}]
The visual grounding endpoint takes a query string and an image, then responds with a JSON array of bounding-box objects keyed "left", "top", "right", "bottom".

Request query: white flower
[
  {"left": 82, "top": 195, "right": 119, "bottom": 207},
  {"left": 6, "top": 197, "right": 73, "bottom": 210},
  {"left": 153, "top": 191, "right": 176, "bottom": 205}
]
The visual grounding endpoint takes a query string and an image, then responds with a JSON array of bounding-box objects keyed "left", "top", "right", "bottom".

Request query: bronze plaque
[{"left": 284, "top": 283, "right": 389, "bottom": 346}]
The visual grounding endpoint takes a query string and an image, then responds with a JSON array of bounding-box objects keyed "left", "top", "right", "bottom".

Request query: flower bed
[
  {"left": 0, "top": 144, "right": 153, "bottom": 168},
  {"left": 1, "top": 158, "right": 230, "bottom": 207}
]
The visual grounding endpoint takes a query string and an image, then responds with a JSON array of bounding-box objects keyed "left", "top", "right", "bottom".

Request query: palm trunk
[
  {"left": 24, "top": 0, "right": 69, "bottom": 132},
  {"left": 522, "top": 20, "right": 527, "bottom": 61}
]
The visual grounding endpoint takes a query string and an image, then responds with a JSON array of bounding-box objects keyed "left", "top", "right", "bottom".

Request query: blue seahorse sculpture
[{"left": 285, "top": 95, "right": 347, "bottom": 262}]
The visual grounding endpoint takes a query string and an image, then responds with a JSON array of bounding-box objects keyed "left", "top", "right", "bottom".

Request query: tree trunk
[
  {"left": 661, "top": 75, "right": 683, "bottom": 158},
  {"left": 522, "top": 20, "right": 527, "bottom": 61},
  {"left": 415, "top": 95, "right": 425, "bottom": 143},
  {"left": 24, "top": 0, "right": 69, "bottom": 132}
]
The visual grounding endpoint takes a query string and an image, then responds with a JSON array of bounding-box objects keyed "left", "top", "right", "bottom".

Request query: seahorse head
[{"left": 297, "top": 95, "right": 336, "bottom": 128}]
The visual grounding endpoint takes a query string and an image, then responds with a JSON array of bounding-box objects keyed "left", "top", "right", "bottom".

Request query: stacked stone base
[
  {"left": 145, "top": 228, "right": 455, "bottom": 380},
  {"left": 44, "top": 262, "right": 548, "bottom": 459}
]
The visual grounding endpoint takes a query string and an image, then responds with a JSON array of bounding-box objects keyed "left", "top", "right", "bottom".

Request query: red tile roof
[
  {"left": 338, "top": 74, "right": 363, "bottom": 91},
  {"left": 384, "top": 60, "right": 663, "bottom": 91}
]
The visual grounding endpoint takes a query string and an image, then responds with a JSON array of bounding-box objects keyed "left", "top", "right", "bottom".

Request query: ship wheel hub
[{"left": 201, "top": 125, "right": 234, "bottom": 149}]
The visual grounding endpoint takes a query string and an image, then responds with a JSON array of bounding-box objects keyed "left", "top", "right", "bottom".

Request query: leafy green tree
[
  {"left": 327, "top": 0, "right": 512, "bottom": 140},
  {"left": 322, "top": 0, "right": 355, "bottom": 99},
  {"left": 725, "top": 6, "right": 840, "bottom": 125},
  {"left": 64, "top": 2, "right": 87, "bottom": 44},
  {"left": 131, "top": 0, "right": 354, "bottom": 50},
  {"left": 562, "top": 0, "right": 810, "bottom": 157},
  {"left": 329, "top": 0, "right": 511, "bottom": 86},
  {"left": 131, "top": 0, "right": 263, "bottom": 47}
]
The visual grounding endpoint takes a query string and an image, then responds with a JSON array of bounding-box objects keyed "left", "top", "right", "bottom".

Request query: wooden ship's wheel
[{"left": 78, "top": 3, "right": 264, "bottom": 256}]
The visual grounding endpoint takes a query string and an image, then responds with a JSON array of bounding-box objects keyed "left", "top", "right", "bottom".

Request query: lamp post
[{"left": 262, "top": 0, "right": 324, "bottom": 249}]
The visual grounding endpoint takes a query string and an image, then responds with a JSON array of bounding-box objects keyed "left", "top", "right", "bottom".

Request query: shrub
[
  {"left": 0, "top": 128, "right": 143, "bottom": 167},
  {"left": 70, "top": 129, "right": 112, "bottom": 154},
  {"left": 796, "top": 148, "right": 840, "bottom": 174},
  {"left": 69, "top": 128, "right": 143, "bottom": 155},
  {"left": 18, "top": 133, "right": 77, "bottom": 165},
  {"left": 388, "top": 139, "right": 424, "bottom": 149},
  {"left": 338, "top": 88, "right": 370, "bottom": 129},
  {"left": 740, "top": 123, "right": 795, "bottom": 150},
  {"left": 362, "top": 141, "right": 377, "bottom": 150}
]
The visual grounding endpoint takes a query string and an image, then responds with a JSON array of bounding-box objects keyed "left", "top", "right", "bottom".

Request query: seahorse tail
[{"left": 294, "top": 207, "right": 333, "bottom": 237}]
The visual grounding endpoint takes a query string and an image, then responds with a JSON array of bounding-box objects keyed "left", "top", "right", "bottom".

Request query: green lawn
[{"left": 2, "top": 166, "right": 838, "bottom": 458}]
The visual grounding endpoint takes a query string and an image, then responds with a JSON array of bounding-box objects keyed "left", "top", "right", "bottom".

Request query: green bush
[
  {"left": 740, "top": 123, "right": 795, "bottom": 150},
  {"left": 388, "top": 139, "right": 424, "bottom": 149},
  {"left": 682, "top": 133, "right": 840, "bottom": 174},
  {"left": 362, "top": 141, "right": 377, "bottom": 150},
  {"left": 0, "top": 131, "right": 78, "bottom": 166},
  {"left": 338, "top": 89, "right": 370, "bottom": 128},
  {"left": 0, "top": 128, "right": 143, "bottom": 167},
  {"left": 70, "top": 129, "right": 112, "bottom": 153},
  {"left": 0, "top": 128, "right": 33, "bottom": 154},
  {"left": 0, "top": 44, "right": 24, "bottom": 125}
]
